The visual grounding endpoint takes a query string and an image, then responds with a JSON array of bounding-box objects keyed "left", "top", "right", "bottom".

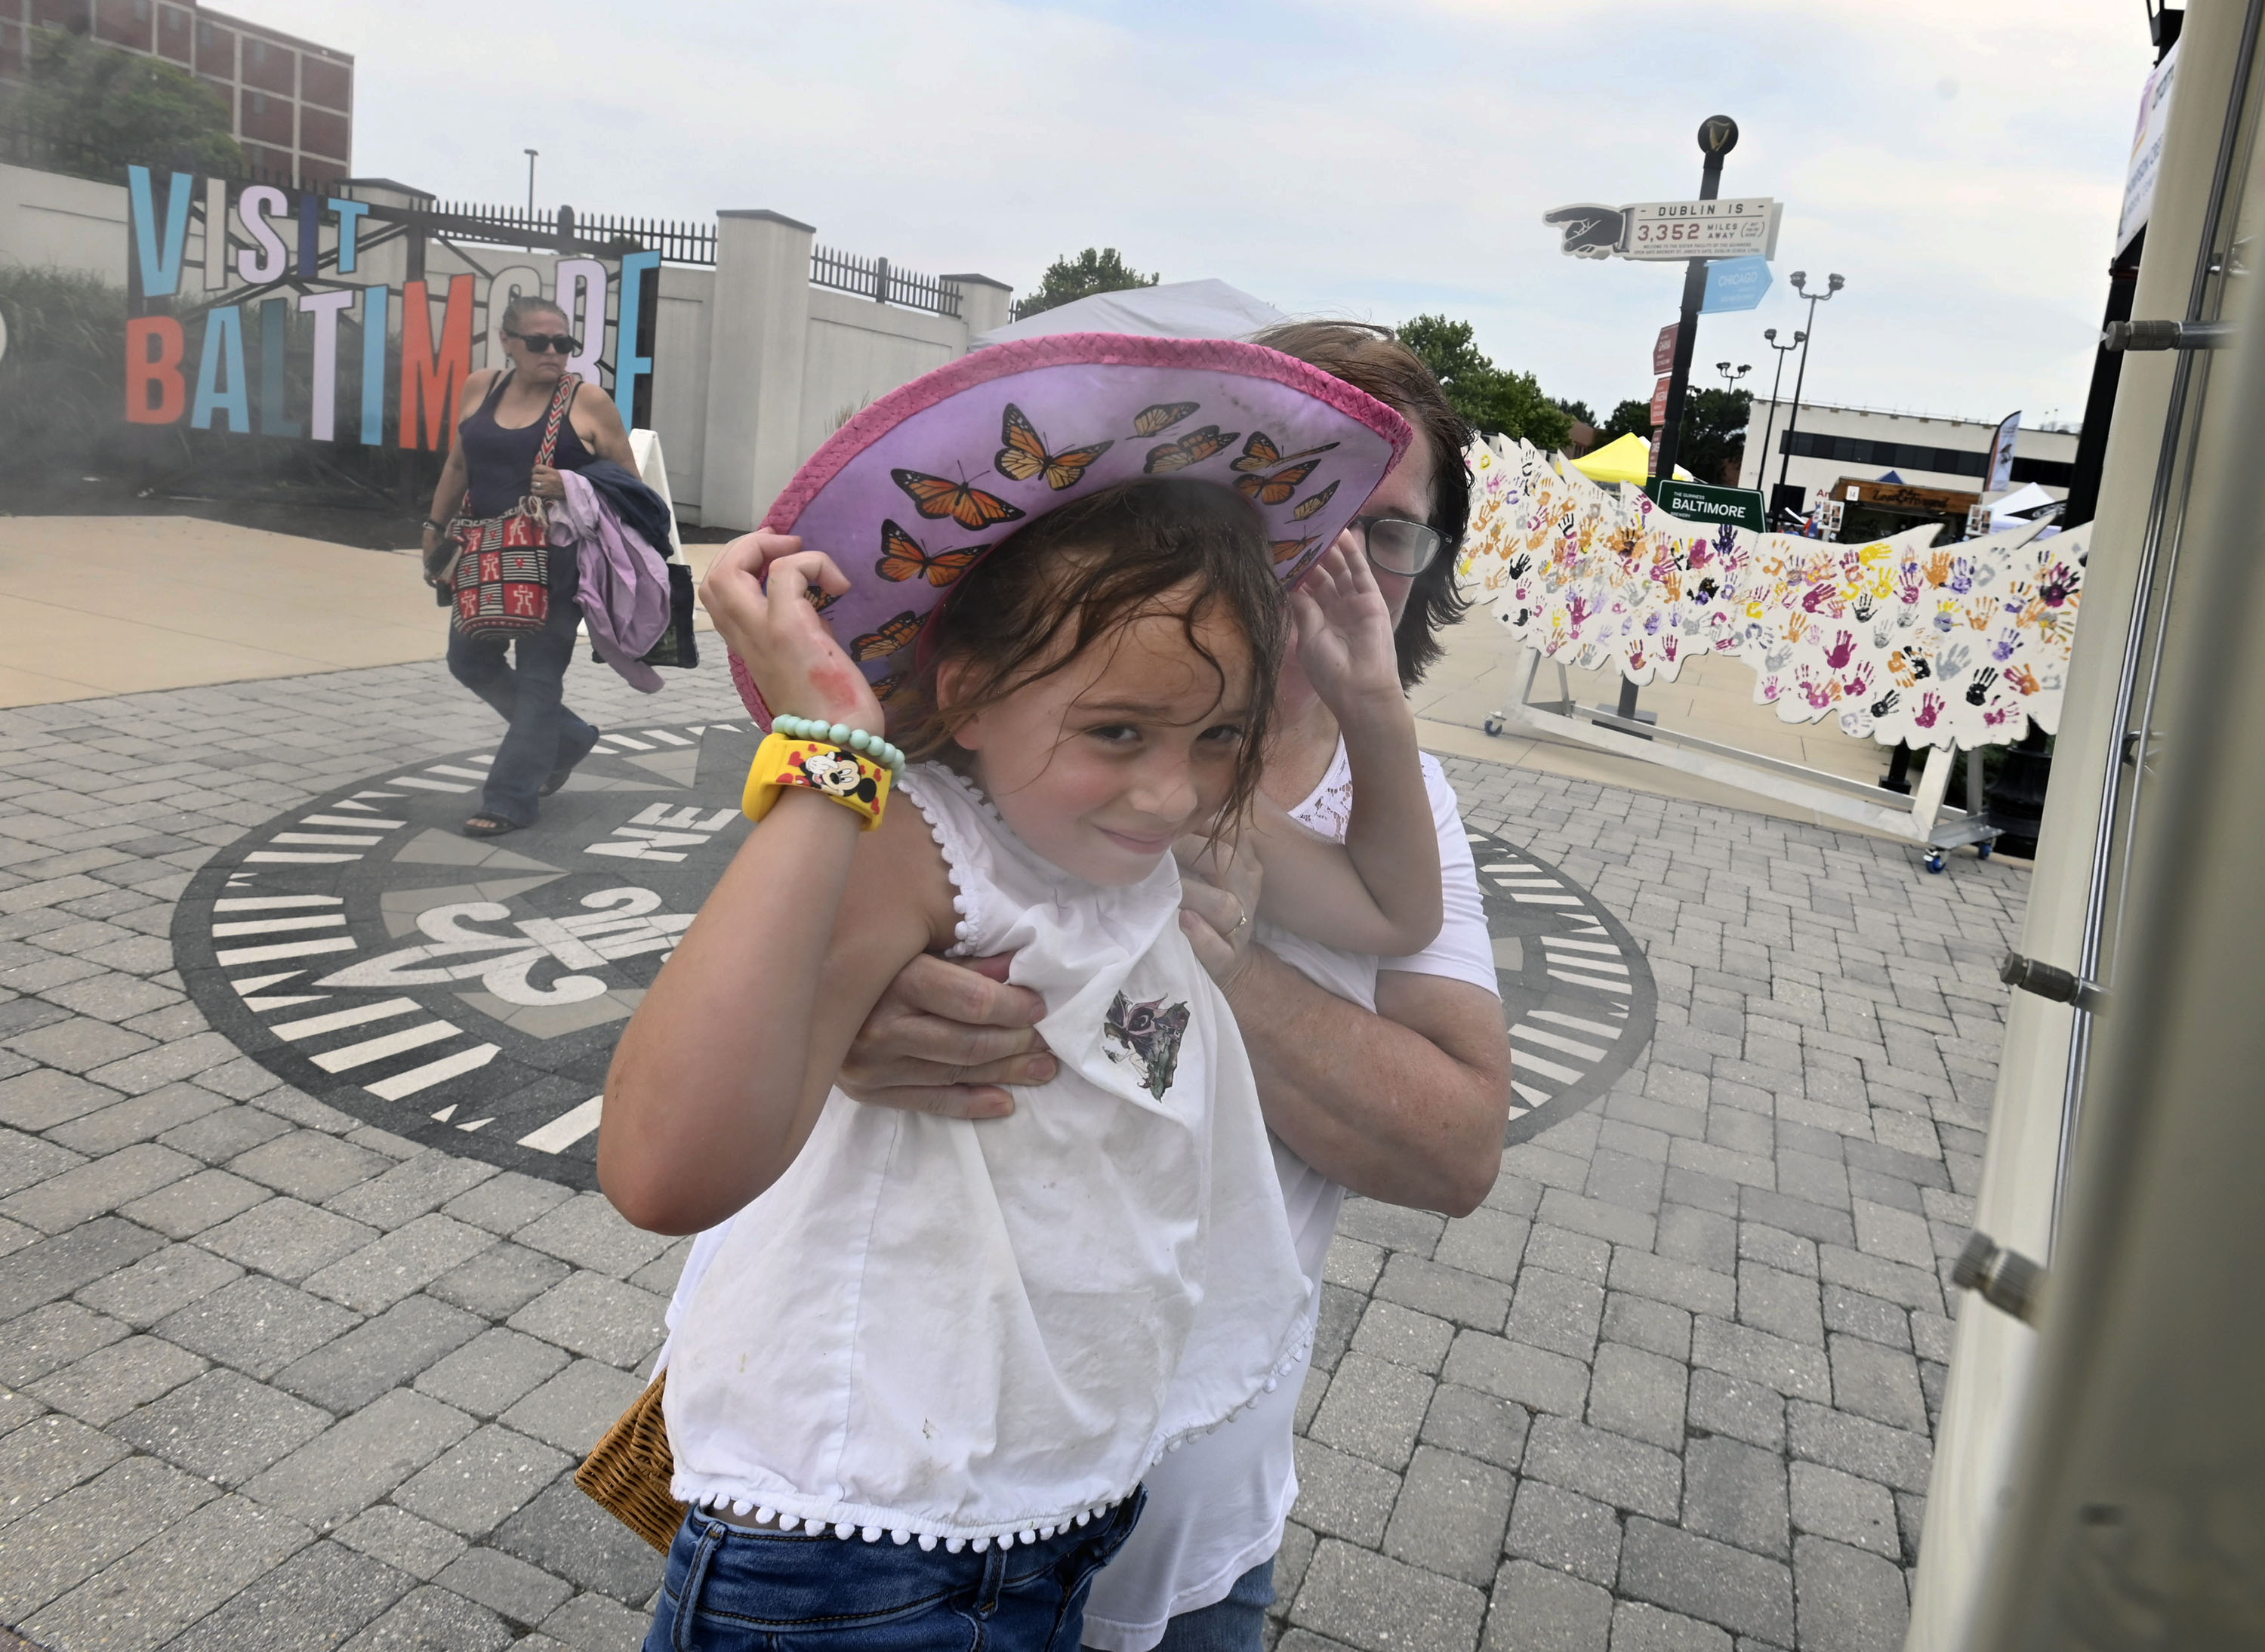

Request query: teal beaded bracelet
[{"left": 772, "top": 714, "right": 905, "bottom": 776}]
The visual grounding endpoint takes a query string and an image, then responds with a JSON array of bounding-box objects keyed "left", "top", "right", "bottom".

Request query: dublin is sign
[{"left": 1543, "top": 196, "right": 1783, "bottom": 263}]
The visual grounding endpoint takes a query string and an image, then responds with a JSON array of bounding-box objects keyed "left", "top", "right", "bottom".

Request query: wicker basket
[{"left": 575, "top": 1372, "right": 686, "bottom": 1553}]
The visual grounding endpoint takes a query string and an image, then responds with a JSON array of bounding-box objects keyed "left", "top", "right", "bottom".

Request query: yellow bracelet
[{"left": 742, "top": 732, "right": 894, "bottom": 831}]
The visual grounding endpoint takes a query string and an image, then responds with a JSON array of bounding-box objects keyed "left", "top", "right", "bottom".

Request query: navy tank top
[{"left": 459, "top": 371, "right": 596, "bottom": 517}]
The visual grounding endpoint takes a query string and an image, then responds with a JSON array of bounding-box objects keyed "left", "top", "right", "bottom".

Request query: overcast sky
[{"left": 229, "top": 0, "right": 2153, "bottom": 429}]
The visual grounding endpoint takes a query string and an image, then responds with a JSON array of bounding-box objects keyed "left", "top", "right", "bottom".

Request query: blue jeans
[
  {"left": 445, "top": 591, "right": 597, "bottom": 827},
  {"left": 646, "top": 1495, "right": 1145, "bottom": 1651},
  {"left": 1147, "top": 1559, "right": 1273, "bottom": 1652}
]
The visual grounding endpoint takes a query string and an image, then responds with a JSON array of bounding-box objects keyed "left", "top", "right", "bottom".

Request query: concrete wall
[
  {"left": 0, "top": 162, "right": 1014, "bottom": 529},
  {"left": 0, "top": 160, "right": 128, "bottom": 278}
]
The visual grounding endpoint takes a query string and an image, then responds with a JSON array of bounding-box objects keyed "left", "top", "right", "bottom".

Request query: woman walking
[{"left": 421, "top": 294, "right": 640, "bottom": 837}]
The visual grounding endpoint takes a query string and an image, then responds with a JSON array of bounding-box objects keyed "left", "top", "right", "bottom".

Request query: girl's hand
[
  {"left": 699, "top": 531, "right": 883, "bottom": 728},
  {"left": 1289, "top": 541, "right": 1404, "bottom": 726},
  {"left": 530, "top": 463, "right": 566, "bottom": 501}
]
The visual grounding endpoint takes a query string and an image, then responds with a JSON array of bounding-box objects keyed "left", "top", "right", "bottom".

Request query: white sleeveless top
[{"left": 662, "top": 763, "right": 1313, "bottom": 1543}]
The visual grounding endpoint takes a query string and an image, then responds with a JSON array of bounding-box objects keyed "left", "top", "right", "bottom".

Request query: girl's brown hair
[{"left": 898, "top": 476, "right": 1285, "bottom": 832}]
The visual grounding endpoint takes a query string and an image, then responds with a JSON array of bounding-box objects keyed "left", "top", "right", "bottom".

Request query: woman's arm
[
  {"left": 418, "top": 368, "right": 495, "bottom": 578},
  {"left": 1243, "top": 547, "right": 1441, "bottom": 956},
  {"left": 573, "top": 384, "right": 641, "bottom": 475},
  {"left": 1178, "top": 854, "right": 1507, "bottom": 1214}
]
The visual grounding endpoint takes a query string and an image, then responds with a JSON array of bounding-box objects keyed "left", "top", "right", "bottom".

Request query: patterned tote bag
[{"left": 448, "top": 372, "right": 578, "bottom": 640}]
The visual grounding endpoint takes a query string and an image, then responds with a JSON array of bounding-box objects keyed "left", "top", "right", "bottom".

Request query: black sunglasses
[
  {"left": 507, "top": 330, "right": 581, "bottom": 355},
  {"left": 1345, "top": 514, "right": 1447, "bottom": 577}
]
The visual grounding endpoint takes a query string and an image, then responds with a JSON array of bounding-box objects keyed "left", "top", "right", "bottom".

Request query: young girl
[{"left": 599, "top": 341, "right": 1439, "bottom": 1650}]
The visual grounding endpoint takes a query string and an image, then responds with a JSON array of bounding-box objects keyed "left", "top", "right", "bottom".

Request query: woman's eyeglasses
[
  {"left": 507, "top": 331, "right": 581, "bottom": 355},
  {"left": 1345, "top": 514, "right": 1448, "bottom": 577}
]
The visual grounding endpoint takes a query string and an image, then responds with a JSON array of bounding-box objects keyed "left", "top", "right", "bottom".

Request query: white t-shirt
[
  {"left": 1078, "top": 747, "right": 1499, "bottom": 1650},
  {"left": 662, "top": 765, "right": 1311, "bottom": 1542}
]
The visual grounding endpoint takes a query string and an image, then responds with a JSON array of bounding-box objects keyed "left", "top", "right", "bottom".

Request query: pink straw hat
[{"left": 728, "top": 332, "right": 1413, "bottom": 729}]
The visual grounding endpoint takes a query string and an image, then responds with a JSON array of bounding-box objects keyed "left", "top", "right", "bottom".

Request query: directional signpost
[
  {"left": 1646, "top": 477, "right": 1767, "bottom": 532},
  {"left": 1620, "top": 198, "right": 1783, "bottom": 260},
  {"left": 1545, "top": 113, "right": 1773, "bottom": 721}
]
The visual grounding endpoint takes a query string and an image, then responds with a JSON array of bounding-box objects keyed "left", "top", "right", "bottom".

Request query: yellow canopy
[{"left": 1570, "top": 433, "right": 1692, "bottom": 485}]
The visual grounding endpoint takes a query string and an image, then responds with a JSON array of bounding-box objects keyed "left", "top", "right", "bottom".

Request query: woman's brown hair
[
  {"left": 898, "top": 476, "right": 1286, "bottom": 833},
  {"left": 1252, "top": 321, "right": 1474, "bottom": 687}
]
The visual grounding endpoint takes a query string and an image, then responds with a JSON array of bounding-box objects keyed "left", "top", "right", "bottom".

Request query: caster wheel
[
  {"left": 1924, "top": 853, "right": 1946, "bottom": 874},
  {"left": 1483, "top": 718, "right": 1503, "bottom": 737},
  {"left": 1977, "top": 843, "right": 1993, "bottom": 861}
]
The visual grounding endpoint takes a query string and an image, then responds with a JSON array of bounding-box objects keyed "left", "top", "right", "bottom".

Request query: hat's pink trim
[{"left": 759, "top": 332, "right": 1413, "bottom": 533}]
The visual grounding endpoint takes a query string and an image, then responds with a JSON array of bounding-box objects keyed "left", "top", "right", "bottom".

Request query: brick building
[{"left": 0, "top": 0, "right": 352, "bottom": 185}]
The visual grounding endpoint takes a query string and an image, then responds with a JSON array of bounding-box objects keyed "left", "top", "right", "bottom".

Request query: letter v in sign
[{"left": 128, "top": 166, "right": 194, "bottom": 299}]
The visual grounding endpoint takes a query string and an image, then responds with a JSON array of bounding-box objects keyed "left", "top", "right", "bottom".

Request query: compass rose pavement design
[
  {"left": 171, "top": 723, "right": 761, "bottom": 1188},
  {"left": 172, "top": 727, "right": 1654, "bottom": 1188}
]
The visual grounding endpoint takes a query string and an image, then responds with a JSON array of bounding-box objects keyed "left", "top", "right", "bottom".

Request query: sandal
[
  {"left": 461, "top": 814, "right": 523, "bottom": 839},
  {"left": 542, "top": 731, "right": 602, "bottom": 797}
]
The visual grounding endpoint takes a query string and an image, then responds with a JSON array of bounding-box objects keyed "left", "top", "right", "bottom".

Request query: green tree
[
  {"left": 1397, "top": 314, "right": 1571, "bottom": 450},
  {"left": 1015, "top": 248, "right": 1160, "bottom": 319},
  {"left": 1598, "top": 399, "right": 1653, "bottom": 443},
  {"left": 10, "top": 27, "right": 244, "bottom": 179},
  {"left": 1675, "top": 387, "right": 1753, "bottom": 485},
  {"left": 1555, "top": 399, "right": 1596, "bottom": 428}
]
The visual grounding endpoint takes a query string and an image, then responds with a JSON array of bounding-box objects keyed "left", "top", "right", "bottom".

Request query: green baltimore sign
[{"left": 1645, "top": 478, "right": 1767, "bottom": 532}]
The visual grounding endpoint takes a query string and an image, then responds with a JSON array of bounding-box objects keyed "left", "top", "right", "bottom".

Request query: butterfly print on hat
[
  {"left": 1236, "top": 461, "right": 1320, "bottom": 507},
  {"left": 876, "top": 520, "right": 985, "bottom": 587},
  {"left": 1232, "top": 431, "right": 1340, "bottom": 473},
  {"left": 1132, "top": 401, "right": 1200, "bottom": 437},
  {"left": 1103, "top": 992, "right": 1193, "bottom": 1101},
  {"left": 995, "top": 404, "right": 1113, "bottom": 491},
  {"left": 1290, "top": 479, "right": 1340, "bottom": 522},
  {"left": 850, "top": 611, "right": 923, "bottom": 662},
  {"left": 890, "top": 469, "right": 1028, "bottom": 530},
  {"left": 1144, "top": 426, "right": 1239, "bottom": 475}
]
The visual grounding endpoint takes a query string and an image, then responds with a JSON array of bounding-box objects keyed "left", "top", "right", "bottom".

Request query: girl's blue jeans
[{"left": 643, "top": 1492, "right": 1144, "bottom": 1651}]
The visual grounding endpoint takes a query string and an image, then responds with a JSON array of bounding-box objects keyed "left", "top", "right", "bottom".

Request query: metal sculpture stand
[{"left": 1481, "top": 647, "right": 1997, "bottom": 873}]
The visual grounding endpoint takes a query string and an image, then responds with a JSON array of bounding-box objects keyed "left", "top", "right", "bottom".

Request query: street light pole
[
  {"left": 1717, "top": 362, "right": 1751, "bottom": 391},
  {"left": 1653, "top": 115, "right": 1740, "bottom": 486},
  {"left": 1772, "top": 270, "right": 1844, "bottom": 517},
  {"left": 1756, "top": 327, "right": 1802, "bottom": 501},
  {"left": 523, "top": 149, "right": 538, "bottom": 212}
]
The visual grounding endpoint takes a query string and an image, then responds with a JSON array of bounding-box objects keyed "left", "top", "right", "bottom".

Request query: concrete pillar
[
  {"left": 703, "top": 208, "right": 816, "bottom": 530},
  {"left": 941, "top": 273, "right": 1015, "bottom": 344}
]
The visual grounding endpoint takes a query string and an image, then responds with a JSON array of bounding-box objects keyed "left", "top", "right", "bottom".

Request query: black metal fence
[
  {"left": 809, "top": 244, "right": 963, "bottom": 319},
  {"left": 429, "top": 201, "right": 717, "bottom": 267},
  {"left": 6, "top": 126, "right": 987, "bottom": 314}
]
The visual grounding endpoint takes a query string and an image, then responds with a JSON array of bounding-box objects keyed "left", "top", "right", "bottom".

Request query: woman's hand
[
  {"left": 529, "top": 463, "right": 566, "bottom": 501},
  {"left": 1290, "top": 543, "right": 1404, "bottom": 729},
  {"left": 420, "top": 522, "right": 451, "bottom": 590},
  {"left": 1176, "top": 832, "right": 1264, "bottom": 989},
  {"left": 698, "top": 531, "right": 883, "bottom": 729},
  {"left": 838, "top": 953, "right": 1054, "bottom": 1119}
]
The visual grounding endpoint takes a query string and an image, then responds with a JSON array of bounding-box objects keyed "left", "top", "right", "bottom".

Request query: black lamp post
[
  {"left": 1756, "top": 327, "right": 1804, "bottom": 507},
  {"left": 1771, "top": 270, "right": 1844, "bottom": 517},
  {"left": 1717, "top": 361, "right": 1751, "bottom": 390}
]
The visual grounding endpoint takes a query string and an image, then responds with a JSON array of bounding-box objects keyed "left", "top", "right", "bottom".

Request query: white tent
[
  {"left": 972, "top": 279, "right": 1286, "bottom": 349},
  {"left": 1988, "top": 482, "right": 2060, "bottom": 525}
]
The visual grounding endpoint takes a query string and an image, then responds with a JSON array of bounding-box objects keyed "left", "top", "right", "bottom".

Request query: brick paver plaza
[{"left": 0, "top": 652, "right": 2025, "bottom": 1652}]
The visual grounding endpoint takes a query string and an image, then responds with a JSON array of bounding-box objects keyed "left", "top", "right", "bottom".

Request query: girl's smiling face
[{"left": 946, "top": 592, "right": 1255, "bottom": 886}]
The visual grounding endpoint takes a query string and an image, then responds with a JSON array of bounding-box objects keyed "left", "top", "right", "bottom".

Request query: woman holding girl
[{"left": 599, "top": 337, "right": 1444, "bottom": 1649}]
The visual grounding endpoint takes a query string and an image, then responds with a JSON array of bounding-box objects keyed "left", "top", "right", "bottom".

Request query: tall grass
[{"left": 0, "top": 265, "right": 146, "bottom": 484}]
